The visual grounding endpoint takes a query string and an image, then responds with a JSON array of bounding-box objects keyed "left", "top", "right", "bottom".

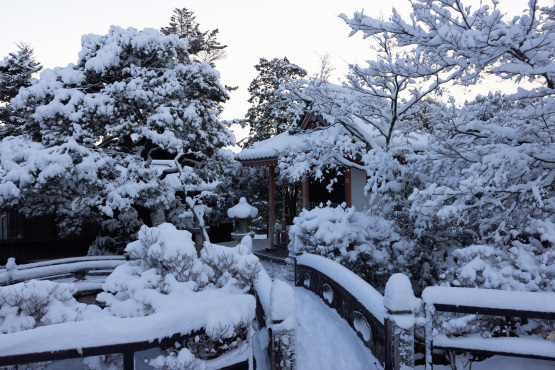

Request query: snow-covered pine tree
[
  {"left": 0, "top": 43, "right": 42, "bottom": 134},
  {"left": 242, "top": 57, "right": 306, "bottom": 148},
  {"left": 160, "top": 7, "right": 227, "bottom": 64},
  {"left": 0, "top": 43, "right": 41, "bottom": 103},
  {"left": 0, "top": 26, "right": 234, "bottom": 253}
]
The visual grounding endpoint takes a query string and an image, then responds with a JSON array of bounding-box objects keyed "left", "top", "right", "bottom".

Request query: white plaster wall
[{"left": 351, "top": 168, "right": 370, "bottom": 210}]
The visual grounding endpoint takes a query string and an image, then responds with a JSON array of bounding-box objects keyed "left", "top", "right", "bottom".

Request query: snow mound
[{"left": 384, "top": 273, "right": 420, "bottom": 313}]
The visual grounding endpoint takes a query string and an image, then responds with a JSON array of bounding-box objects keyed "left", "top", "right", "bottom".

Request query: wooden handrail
[
  {"left": 0, "top": 256, "right": 126, "bottom": 285},
  {"left": 423, "top": 286, "right": 555, "bottom": 369},
  {"left": 0, "top": 330, "right": 203, "bottom": 369}
]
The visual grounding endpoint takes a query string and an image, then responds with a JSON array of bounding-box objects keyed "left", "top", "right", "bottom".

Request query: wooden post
[
  {"left": 384, "top": 274, "right": 417, "bottom": 370},
  {"left": 301, "top": 174, "right": 309, "bottom": 210},
  {"left": 344, "top": 167, "right": 352, "bottom": 208},
  {"left": 281, "top": 183, "right": 287, "bottom": 245},
  {"left": 123, "top": 351, "right": 134, "bottom": 370},
  {"left": 268, "top": 165, "right": 275, "bottom": 250}
]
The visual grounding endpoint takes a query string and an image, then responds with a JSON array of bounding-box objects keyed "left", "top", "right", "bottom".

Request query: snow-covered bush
[
  {"left": 98, "top": 223, "right": 259, "bottom": 364},
  {"left": 451, "top": 241, "right": 555, "bottom": 292},
  {"left": 289, "top": 204, "right": 416, "bottom": 289},
  {"left": 0, "top": 223, "right": 257, "bottom": 369},
  {"left": 0, "top": 280, "right": 103, "bottom": 334},
  {"left": 149, "top": 347, "right": 205, "bottom": 370},
  {"left": 99, "top": 223, "right": 259, "bottom": 315}
]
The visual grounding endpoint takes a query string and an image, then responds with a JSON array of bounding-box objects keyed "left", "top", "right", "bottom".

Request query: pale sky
[{"left": 0, "top": 0, "right": 537, "bottom": 143}]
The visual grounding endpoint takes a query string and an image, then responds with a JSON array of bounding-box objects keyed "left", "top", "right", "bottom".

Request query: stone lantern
[{"left": 228, "top": 197, "right": 258, "bottom": 242}]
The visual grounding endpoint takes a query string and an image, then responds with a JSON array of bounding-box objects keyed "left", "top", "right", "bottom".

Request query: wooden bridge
[{"left": 0, "top": 253, "right": 554, "bottom": 369}]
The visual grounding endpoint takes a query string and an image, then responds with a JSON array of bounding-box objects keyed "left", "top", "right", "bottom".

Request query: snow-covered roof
[
  {"left": 235, "top": 117, "right": 428, "bottom": 163},
  {"left": 235, "top": 130, "right": 310, "bottom": 162},
  {"left": 236, "top": 81, "right": 430, "bottom": 163}
]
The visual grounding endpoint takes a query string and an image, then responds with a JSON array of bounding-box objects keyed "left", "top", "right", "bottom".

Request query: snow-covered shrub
[
  {"left": 289, "top": 204, "right": 416, "bottom": 289},
  {"left": 98, "top": 223, "right": 258, "bottom": 315},
  {"left": 98, "top": 223, "right": 259, "bottom": 365},
  {"left": 149, "top": 347, "right": 205, "bottom": 370},
  {"left": 451, "top": 241, "right": 555, "bottom": 292},
  {"left": 0, "top": 280, "right": 103, "bottom": 334}
]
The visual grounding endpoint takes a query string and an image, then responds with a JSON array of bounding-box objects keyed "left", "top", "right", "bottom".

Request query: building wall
[{"left": 350, "top": 168, "right": 370, "bottom": 211}]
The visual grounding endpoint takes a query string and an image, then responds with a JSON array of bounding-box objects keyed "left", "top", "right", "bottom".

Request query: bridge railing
[
  {"left": 296, "top": 253, "right": 555, "bottom": 369},
  {"left": 0, "top": 256, "right": 126, "bottom": 287},
  {"left": 422, "top": 286, "right": 555, "bottom": 369},
  {"left": 253, "top": 265, "right": 296, "bottom": 370},
  {"left": 0, "top": 311, "right": 251, "bottom": 370}
]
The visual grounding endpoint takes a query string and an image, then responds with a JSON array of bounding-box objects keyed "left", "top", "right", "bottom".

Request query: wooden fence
[
  {"left": 295, "top": 253, "right": 555, "bottom": 370},
  {"left": 422, "top": 286, "right": 555, "bottom": 369},
  {"left": 0, "top": 256, "right": 252, "bottom": 370}
]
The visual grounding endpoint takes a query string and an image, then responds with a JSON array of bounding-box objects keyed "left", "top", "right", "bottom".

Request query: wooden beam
[
  {"left": 268, "top": 165, "right": 275, "bottom": 250},
  {"left": 345, "top": 167, "right": 352, "bottom": 208},
  {"left": 301, "top": 174, "right": 309, "bottom": 210},
  {"left": 433, "top": 303, "right": 555, "bottom": 320},
  {"left": 240, "top": 159, "right": 278, "bottom": 168}
]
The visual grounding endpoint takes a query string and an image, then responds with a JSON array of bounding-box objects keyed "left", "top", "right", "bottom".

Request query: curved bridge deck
[{"left": 259, "top": 259, "right": 381, "bottom": 370}]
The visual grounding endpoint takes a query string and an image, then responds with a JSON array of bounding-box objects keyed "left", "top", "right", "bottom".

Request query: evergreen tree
[
  {"left": 161, "top": 8, "right": 227, "bottom": 64},
  {"left": 0, "top": 43, "right": 41, "bottom": 102},
  {"left": 0, "top": 26, "right": 234, "bottom": 253},
  {"left": 243, "top": 57, "right": 306, "bottom": 148},
  {"left": 0, "top": 43, "right": 42, "bottom": 133}
]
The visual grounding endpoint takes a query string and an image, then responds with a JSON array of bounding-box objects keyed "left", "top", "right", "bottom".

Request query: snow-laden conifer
[
  {"left": 0, "top": 26, "right": 234, "bottom": 252},
  {"left": 242, "top": 57, "right": 307, "bottom": 148}
]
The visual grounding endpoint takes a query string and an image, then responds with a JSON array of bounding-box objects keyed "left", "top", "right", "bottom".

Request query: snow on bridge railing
[
  {"left": 0, "top": 256, "right": 126, "bottom": 286},
  {"left": 422, "top": 286, "right": 555, "bottom": 369},
  {"left": 253, "top": 264, "right": 296, "bottom": 369},
  {"left": 296, "top": 253, "right": 555, "bottom": 369},
  {"left": 0, "top": 291, "right": 254, "bottom": 369}
]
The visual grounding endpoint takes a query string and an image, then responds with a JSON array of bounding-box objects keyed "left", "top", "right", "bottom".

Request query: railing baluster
[{"left": 123, "top": 351, "right": 134, "bottom": 370}]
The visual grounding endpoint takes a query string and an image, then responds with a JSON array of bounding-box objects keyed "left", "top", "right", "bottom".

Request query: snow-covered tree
[
  {"left": 411, "top": 93, "right": 555, "bottom": 290},
  {"left": 274, "top": 31, "right": 448, "bottom": 284},
  {"left": 0, "top": 43, "right": 41, "bottom": 103},
  {"left": 0, "top": 26, "right": 234, "bottom": 253},
  {"left": 160, "top": 7, "right": 227, "bottom": 64},
  {"left": 341, "top": 0, "right": 554, "bottom": 95},
  {"left": 340, "top": 0, "right": 555, "bottom": 291},
  {"left": 279, "top": 0, "right": 554, "bottom": 294},
  {"left": 278, "top": 20, "right": 459, "bottom": 221},
  {"left": 0, "top": 42, "right": 42, "bottom": 133},
  {"left": 242, "top": 57, "right": 307, "bottom": 148}
]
